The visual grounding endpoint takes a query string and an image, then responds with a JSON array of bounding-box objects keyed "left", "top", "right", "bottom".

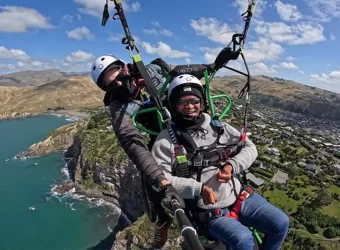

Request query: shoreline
[{"left": 0, "top": 109, "right": 91, "bottom": 122}]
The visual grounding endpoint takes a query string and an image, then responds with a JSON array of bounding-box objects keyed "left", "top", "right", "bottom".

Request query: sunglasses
[{"left": 177, "top": 98, "right": 201, "bottom": 105}]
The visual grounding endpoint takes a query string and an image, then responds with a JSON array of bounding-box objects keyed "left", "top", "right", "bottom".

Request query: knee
[
  {"left": 229, "top": 229, "right": 254, "bottom": 249},
  {"left": 271, "top": 209, "right": 290, "bottom": 235}
]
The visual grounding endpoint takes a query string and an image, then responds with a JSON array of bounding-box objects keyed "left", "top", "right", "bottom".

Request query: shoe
[{"left": 152, "top": 218, "right": 172, "bottom": 249}]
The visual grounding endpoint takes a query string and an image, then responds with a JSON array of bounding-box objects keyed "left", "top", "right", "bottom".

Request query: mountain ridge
[{"left": 0, "top": 69, "right": 339, "bottom": 121}]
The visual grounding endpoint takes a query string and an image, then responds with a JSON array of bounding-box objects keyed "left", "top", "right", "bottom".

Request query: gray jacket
[{"left": 151, "top": 113, "right": 258, "bottom": 209}]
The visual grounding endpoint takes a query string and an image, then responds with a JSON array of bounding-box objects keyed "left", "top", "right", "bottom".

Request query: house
[
  {"left": 281, "top": 130, "right": 294, "bottom": 139},
  {"left": 267, "top": 147, "right": 280, "bottom": 156},
  {"left": 246, "top": 173, "right": 265, "bottom": 188},
  {"left": 289, "top": 141, "right": 300, "bottom": 146},
  {"left": 270, "top": 170, "right": 289, "bottom": 185},
  {"left": 255, "top": 124, "right": 267, "bottom": 129},
  {"left": 334, "top": 164, "right": 340, "bottom": 174},
  {"left": 306, "top": 164, "right": 320, "bottom": 174},
  {"left": 260, "top": 163, "right": 268, "bottom": 169}
]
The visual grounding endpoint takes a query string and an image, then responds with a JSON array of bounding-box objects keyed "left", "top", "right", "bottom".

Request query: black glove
[
  {"left": 126, "top": 63, "right": 141, "bottom": 79},
  {"left": 150, "top": 58, "right": 170, "bottom": 74},
  {"left": 159, "top": 183, "right": 186, "bottom": 213},
  {"left": 214, "top": 47, "right": 240, "bottom": 71}
]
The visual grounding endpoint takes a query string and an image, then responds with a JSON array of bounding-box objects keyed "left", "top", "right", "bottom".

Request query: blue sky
[{"left": 0, "top": 0, "right": 340, "bottom": 93}]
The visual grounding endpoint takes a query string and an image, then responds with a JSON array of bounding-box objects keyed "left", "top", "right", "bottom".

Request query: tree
[
  {"left": 288, "top": 165, "right": 299, "bottom": 179},
  {"left": 323, "top": 227, "right": 338, "bottom": 238},
  {"left": 314, "top": 189, "right": 333, "bottom": 206},
  {"left": 293, "top": 193, "right": 300, "bottom": 201},
  {"left": 87, "top": 120, "right": 96, "bottom": 129}
]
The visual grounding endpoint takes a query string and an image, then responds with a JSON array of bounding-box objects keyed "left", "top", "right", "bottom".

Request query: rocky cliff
[
  {"left": 16, "top": 122, "right": 84, "bottom": 158},
  {"left": 19, "top": 108, "right": 184, "bottom": 249}
]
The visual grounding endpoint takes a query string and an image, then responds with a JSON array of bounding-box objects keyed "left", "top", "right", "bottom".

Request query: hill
[
  {"left": 1, "top": 69, "right": 340, "bottom": 122},
  {"left": 0, "top": 69, "right": 89, "bottom": 87},
  {"left": 0, "top": 76, "right": 104, "bottom": 119},
  {"left": 210, "top": 75, "right": 340, "bottom": 122}
]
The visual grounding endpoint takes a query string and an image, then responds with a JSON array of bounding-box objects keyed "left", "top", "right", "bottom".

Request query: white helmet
[
  {"left": 168, "top": 74, "right": 205, "bottom": 109},
  {"left": 91, "top": 55, "right": 125, "bottom": 86}
]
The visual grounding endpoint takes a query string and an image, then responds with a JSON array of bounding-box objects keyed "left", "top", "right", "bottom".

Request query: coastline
[{"left": 0, "top": 109, "right": 91, "bottom": 122}]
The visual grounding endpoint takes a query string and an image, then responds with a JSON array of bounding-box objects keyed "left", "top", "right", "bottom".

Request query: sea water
[{"left": 0, "top": 115, "right": 120, "bottom": 250}]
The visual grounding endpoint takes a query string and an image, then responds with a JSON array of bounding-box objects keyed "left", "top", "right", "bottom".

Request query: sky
[{"left": 0, "top": 0, "right": 340, "bottom": 93}]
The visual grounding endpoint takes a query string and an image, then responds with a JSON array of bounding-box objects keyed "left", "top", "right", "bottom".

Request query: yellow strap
[{"left": 176, "top": 155, "right": 187, "bottom": 164}]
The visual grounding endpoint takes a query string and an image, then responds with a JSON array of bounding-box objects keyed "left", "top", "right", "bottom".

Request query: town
[{"left": 214, "top": 99, "right": 340, "bottom": 249}]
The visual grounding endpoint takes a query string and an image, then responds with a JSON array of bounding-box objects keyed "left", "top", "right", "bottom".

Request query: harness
[{"left": 171, "top": 118, "right": 253, "bottom": 227}]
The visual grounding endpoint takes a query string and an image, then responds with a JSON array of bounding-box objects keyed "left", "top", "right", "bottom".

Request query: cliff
[
  {"left": 20, "top": 108, "right": 183, "bottom": 249},
  {"left": 16, "top": 122, "right": 85, "bottom": 158},
  {"left": 112, "top": 214, "right": 183, "bottom": 250}
]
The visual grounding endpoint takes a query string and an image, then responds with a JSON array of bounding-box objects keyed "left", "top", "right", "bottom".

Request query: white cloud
[
  {"left": 244, "top": 38, "right": 284, "bottom": 63},
  {"left": 233, "top": 0, "right": 267, "bottom": 16},
  {"left": 190, "top": 17, "right": 236, "bottom": 45},
  {"left": 61, "top": 14, "right": 81, "bottom": 23},
  {"left": 141, "top": 41, "right": 191, "bottom": 59},
  {"left": 279, "top": 61, "right": 299, "bottom": 70},
  {"left": 310, "top": 70, "right": 340, "bottom": 83},
  {"left": 307, "top": 0, "right": 340, "bottom": 22},
  {"left": 143, "top": 22, "right": 174, "bottom": 37},
  {"left": 143, "top": 28, "right": 158, "bottom": 36},
  {"left": 185, "top": 58, "right": 191, "bottom": 64},
  {"left": 159, "top": 29, "right": 174, "bottom": 37},
  {"left": 286, "top": 56, "right": 295, "bottom": 61},
  {"left": 330, "top": 33, "right": 336, "bottom": 40},
  {"left": 254, "top": 21, "right": 326, "bottom": 45},
  {"left": 129, "top": 2, "right": 141, "bottom": 12},
  {"left": 73, "top": 0, "right": 141, "bottom": 17},
  {"left": 66, "top": 26, "right": 95, "bottom": 40},
  {"left": 200, "top": 38, "right": 284, "bottom": 64},
  {"left": 151, "top": 21, "right": 160, "bottom": 28},
  {"left": 275, "top": 1, "right": 302, "bottom": 22},
  {"left": 108, "top": 33, "right": 123, "bottom": 42},
  {"left": 0, "top": 46, "right": 31, "bottom": 61},
  {"left": 250, "top": 62, "right": 277, "bottom": 75},
  {"left": 0, "top": 60, "right": 49, "bottom": 72},
  {"left": 309, "top": 70, "right": 340, "bottom": 93},
  {"left": 65, "top": 50, "right": 95, "bottom": 62},
  {"left": 61, "top": 14, "right": 74, "bottom": 23},
  {"left": 0, "top": 6, "right": 54, "bottom": 32},
  {"left": 199, "top": 47, "right": 223, "bottom": 64}
]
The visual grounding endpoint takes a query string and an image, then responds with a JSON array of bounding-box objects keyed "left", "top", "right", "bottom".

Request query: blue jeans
[{"left": 207, "top": 192, "right": 289, "bottom": 250}]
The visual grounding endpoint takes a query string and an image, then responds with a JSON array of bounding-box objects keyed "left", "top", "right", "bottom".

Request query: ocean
[{"left": 0, "top": 115, "right": 120, "bottom": 250}]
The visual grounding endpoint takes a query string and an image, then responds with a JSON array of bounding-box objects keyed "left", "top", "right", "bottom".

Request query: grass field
[
  {"left": 296, "top": 146, "right": 309, "bottom": 156},
  {"left": 263, "top": 174, "right": 318, "bottom": 214},
  {"left": 263, "top": 188, "right": 301, "bottom": 213},
  {"left": 321, "top": 200, "right": 340, "bottom": 217}
]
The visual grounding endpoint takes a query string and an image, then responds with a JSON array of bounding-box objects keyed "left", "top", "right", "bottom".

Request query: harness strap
[{"left": 206, "top": 186, "right": 254, "bottom": 221}]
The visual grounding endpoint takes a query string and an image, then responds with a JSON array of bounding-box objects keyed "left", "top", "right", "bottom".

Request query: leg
[
  {"left": 207, "top": 216, "right": 254, "bottom": 250},
  {"left": 239, "top": 192, "right": 290, "bottom": 250}
]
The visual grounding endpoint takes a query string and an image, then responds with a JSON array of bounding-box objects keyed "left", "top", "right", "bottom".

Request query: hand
[
  {"left": 126, "top": 63, "right": 141, "bottom": 79},
  {"left": 214, "top": 47, "right": 240, "bottom": 71},
  {"left": 216, "top": 164, "right": 233, "bottom": 183},
  {"left": 150, "top": 58, "right": 170, "bottom": 74},
  {"left": 201, "top": 185, "right": 218, "bottom": 205},
  {"left": 159, "top": 183, "right": 186, "bottom": 212}
]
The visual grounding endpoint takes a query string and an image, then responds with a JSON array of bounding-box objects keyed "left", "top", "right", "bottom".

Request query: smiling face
[{"left": 175, "top": 95, "right": 201, "bottom": 117}]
